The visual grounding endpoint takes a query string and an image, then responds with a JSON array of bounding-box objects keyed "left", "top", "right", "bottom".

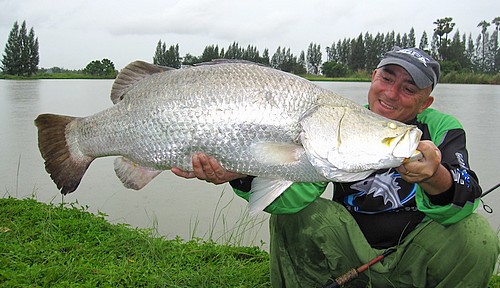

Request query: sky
[{"left": 1, "top": 0, "right": 499, "bottom": 71}]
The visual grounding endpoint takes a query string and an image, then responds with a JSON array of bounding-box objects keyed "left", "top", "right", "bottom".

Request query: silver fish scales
[{"left": 35, "top": 61, "right": 422, "bottom": 213}]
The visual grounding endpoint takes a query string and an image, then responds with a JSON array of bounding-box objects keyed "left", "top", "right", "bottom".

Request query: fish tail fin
[{"left": 34, "top": 114, "right": 94, "bottom": 194}]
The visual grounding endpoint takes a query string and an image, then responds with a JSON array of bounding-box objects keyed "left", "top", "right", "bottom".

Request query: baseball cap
[{"left": 377, "top": 47, "right": 440, "bottom": 90}]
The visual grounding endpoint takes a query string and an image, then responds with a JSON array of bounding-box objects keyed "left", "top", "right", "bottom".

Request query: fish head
[{"left": 299, "top": 105, "right": 422, "bottom": 182}]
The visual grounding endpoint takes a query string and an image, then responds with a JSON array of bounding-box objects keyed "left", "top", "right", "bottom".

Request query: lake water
[{"left": 1, "top": 79, "right": 499, "bottom": 250}]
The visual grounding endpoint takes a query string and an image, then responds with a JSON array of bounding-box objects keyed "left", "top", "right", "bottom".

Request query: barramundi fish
[{"left": 35, "top": 60, "right": 422, "bottom": 213}]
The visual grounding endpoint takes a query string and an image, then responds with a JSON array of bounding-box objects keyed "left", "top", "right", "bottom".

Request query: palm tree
[
  {"left": 477, "top": 20, "right": 491, "bottom": 70},
  {"left": 433, "top": 18, "right": 446, "bottom": 47},
  {"left": 433, "top": 17, "right": 455, "bottom": 60},
  {"left": 492, "top": 17, "right": 500, "bottom": 72}
]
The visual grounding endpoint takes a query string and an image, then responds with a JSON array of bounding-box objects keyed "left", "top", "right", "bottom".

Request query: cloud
[
  {"left": 1, "top": 0, "right": 498, "bottom": 70},
  {"left": 107, "top": 0, "right": 299, "bottom": 43}
]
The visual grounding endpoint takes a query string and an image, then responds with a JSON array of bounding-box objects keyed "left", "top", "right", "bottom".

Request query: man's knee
[{"left": 456, "top": 214, "right": 500, "bottom": 265}]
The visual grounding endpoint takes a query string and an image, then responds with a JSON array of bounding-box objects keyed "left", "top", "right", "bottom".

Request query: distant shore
[{"left": 1, "top": 71, "right": 499, "bottom": 85}]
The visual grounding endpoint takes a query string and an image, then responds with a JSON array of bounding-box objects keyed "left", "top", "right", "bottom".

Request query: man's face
[{"left": 368, "top": 65, "right": 434, "bottom": 123}]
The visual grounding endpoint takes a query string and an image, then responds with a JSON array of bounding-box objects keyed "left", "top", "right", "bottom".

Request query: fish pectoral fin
[
  {"left": 250, "top": 142, "right": 304, "bottom": 165},
  {"left": 248, "top": 178, "right": 294, "bottom": 215},
  {"left": 113, "top": 157, "right": 162, "bottom": 190},
  {"left": 110, "top": 61, "right": 176, "bottom": 104}
]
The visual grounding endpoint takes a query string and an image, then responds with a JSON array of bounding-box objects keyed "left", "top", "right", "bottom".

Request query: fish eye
[{"left": 387, "top": 122, "right": 397, "bottom": 129}]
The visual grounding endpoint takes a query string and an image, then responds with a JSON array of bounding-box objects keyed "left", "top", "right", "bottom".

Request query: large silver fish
[{"left": 35, "top": 61, "right": 422, "bottom": 213}]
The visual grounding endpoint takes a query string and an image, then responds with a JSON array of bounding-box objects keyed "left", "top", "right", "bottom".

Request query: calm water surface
[{"left": 1, "top": 79, "right": 499, "bottom": 250}]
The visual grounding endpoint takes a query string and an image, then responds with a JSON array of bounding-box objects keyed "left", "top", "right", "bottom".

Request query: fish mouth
[{"left": 388, "top": 127, "right": 422, "bottom": 158}]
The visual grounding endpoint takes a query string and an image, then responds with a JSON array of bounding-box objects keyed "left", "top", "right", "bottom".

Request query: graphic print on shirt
[
  {"left": 452, "top": 152, "right": 471, "bottom": 188},
  {"left": 345, "top": 170, "right": 417, "bottom": 214}
]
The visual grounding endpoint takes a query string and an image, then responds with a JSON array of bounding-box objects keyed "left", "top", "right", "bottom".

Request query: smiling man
[{"left": 172, "top": 47, "right": 499, "bottom": 287}]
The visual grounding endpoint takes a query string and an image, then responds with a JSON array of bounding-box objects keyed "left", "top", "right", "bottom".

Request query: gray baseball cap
[{"left": 377, "top": 46, "right": 440, "bottom": 90}]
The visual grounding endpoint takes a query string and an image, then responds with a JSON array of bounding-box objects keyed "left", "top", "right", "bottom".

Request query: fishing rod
[
  {"left": 480, "top": 181, "right": 500, "bottom": 213},
  {"left": 481, "top": 182, "right": 500, "bottom": 198},
  {"left": 323, "top": 248, "right": 396, "bottom": 288},
  {"left": 322, "top": 182, "right": 500, "bottom": 288}
]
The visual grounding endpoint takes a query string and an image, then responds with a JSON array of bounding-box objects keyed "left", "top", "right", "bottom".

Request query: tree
[
  {"left": 26, "top": 27, "right": 39, "bottom": 76},
  {"left": 306, "top": 42, "right": 321, "bottom": 74},
  {"left": 270, "top": 47, "right": 304, "bottom": 74},
  {"left": 408, "top": 28, "right": 416, "bottom": 48},
  {"left": 153, "top": 40, "right": 181, "bottom": 68},
  {"left": 201, "top": 45, "right": 220, "bottom": 62},
  {"left": 477, "top": 20, "right": 491, "bottom": 70},
  {"left": 1, "top": 20, "right": 39, "bottom": 76},
  {"left": 182, "top": 53, "right": 200, "bottom": 65},
  {"left": 492, "top": 17, "right": 500, "bottom": 72},
  {"left": 363, "top": 32, "right": 378, "bottom": 71},
  {"left": 298, "top": 51, "right": 306, "bottom": 72},
  {"left": 224, "top": 42, "right": 243, "bottom": 59},
  {"left": 153, "top": 40, "right": 167, "bottom": 65},
  {"left": 419, "top": 31, "right": 429, "bottom": 53},
  {"left": 440, "top": 31, "right": 469, "bottom": 72},
  {"left": 349, "top": 34, "right": 365, "bottom": 71},
  {"left": 433, "top": 17, "right": 455, "bottom": 60},
  {"left": 466, "top": 33, "right": 475, "bottom": 67},
  {"left": 321, "top": 61, "right": 348, "bottom": 78},
  {"left": 83, "top": 58, "right": 117, "bottom": 77},
  {"left": 261, "top": 49, "right": 270, "bottom": 66}
]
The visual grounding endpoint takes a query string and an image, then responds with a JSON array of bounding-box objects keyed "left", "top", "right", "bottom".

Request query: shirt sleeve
[
  {"left": 416, "top": 128, "right": 481, "bottom": 225},
  {"left": 230, "top": 178, "right": 328, "bottom": 214}
]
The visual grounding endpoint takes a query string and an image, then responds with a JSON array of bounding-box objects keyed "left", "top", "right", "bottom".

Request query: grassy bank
[
  {"left": 0, "top": 197, "right": 270, "bottom": 287},
  {"left": 1, "top": 197, "right": 498, "bottom": 287}
]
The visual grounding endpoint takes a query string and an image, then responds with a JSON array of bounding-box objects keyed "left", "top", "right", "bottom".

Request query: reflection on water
[{"left": 1, "top": 79, "right": 499, "bottom": 250}]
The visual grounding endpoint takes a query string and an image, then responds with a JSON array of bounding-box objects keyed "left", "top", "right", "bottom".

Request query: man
[{"left": 172, "top": 47, "right": 500, "bottom": 287}]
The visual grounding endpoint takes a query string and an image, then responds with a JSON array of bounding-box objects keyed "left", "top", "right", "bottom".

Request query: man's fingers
[
  {"left": 208, "top": 156, "right": 226, "bottom": 178},
  {"left": 171, "top": 167, "right": 196, "bottom": 179}
]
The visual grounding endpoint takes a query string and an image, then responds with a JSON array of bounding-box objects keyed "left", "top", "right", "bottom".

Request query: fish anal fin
[
  {"left": 34, "top": 114, "right": 94, "bottom": 194},
  {"left": 114, "top": 157, "right": 162, "bottom": 190},
  {"left": 251, "top": 142, "right": 304, "bottom": 165},
  {"left": 248, "top": 178, "right": 293, "bottom": 215},
  {"left": 111, "top": 61, "right": 176, "bottom": 104}
]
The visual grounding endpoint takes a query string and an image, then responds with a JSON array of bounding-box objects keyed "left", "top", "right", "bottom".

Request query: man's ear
[{"left": 419, "top": 95, "right": 434, "bottom": 113}]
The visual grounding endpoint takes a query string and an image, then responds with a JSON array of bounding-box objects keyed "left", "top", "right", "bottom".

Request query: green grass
[
  {"left": 0, "top": 197, "right": 271, "bottom": 287},
  {"left": 1, "top": 197, "right": 498, "bottom": 287}
]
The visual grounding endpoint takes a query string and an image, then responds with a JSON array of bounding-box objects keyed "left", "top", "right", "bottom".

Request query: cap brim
[{"left": 377, "top": 58, "right": 433, "bottom": 89}]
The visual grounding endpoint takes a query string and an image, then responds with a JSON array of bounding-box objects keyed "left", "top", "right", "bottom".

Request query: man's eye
[{"left": 404, "top": 87, "right": 416, "bottom": 94}]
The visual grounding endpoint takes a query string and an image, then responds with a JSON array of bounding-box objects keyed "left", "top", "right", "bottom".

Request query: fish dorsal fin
[
  {"left": 193, "top": 59, "right": 261, "bottom": 67},
  {"left": 111, "top": 61, "right": 175, "bottom": 104}
]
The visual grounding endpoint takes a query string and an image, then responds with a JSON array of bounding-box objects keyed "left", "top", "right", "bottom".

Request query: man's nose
[{"left": 385, "top": 85, "right": 399, "bottom": 99}]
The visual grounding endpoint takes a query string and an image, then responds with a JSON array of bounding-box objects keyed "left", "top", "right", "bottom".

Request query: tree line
[
  {"left": 153, "top": 17, "right": 499, "bottom": 78},
  {"left": 2, "top": 17, "right": 499, "bottom": 79}
]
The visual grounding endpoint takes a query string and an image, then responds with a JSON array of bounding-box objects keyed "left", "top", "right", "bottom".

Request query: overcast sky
[{"left": 1, "top": 0, "right": 498, "bottom": 70}]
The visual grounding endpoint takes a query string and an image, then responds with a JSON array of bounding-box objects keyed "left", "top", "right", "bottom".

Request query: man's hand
[
  {"left": 396, "top": 140, "right": 452, "bottom": 195},
  {"left": 171, "top": 153, "right": 246, "bottom": 184}
]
